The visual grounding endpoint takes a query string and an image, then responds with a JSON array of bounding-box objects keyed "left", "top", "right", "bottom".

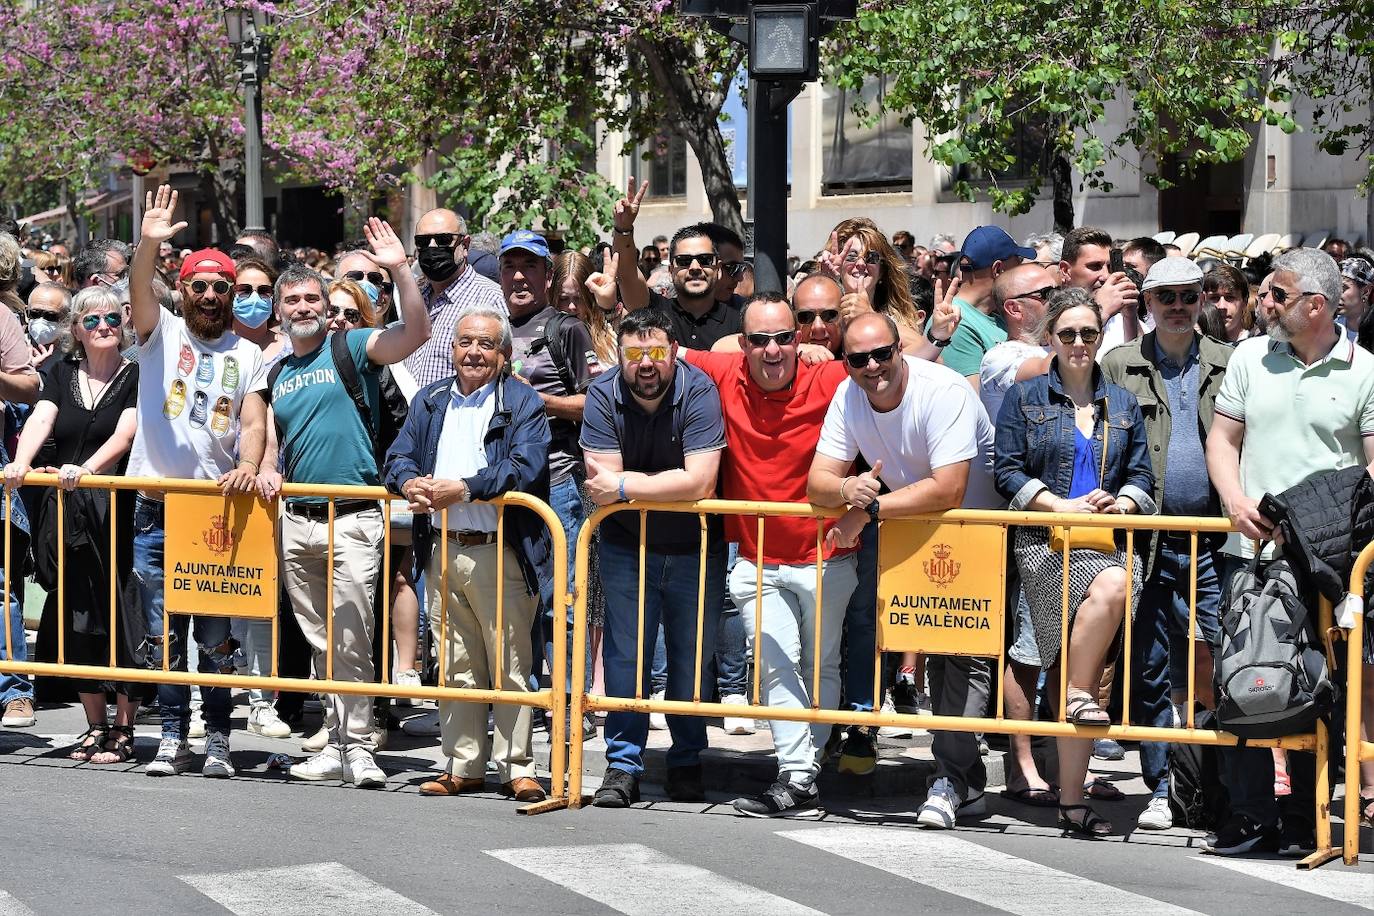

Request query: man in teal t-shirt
[
  {"left": 261, "top": 217, "right": 430, "bottom": 789},
  {"left": 930, "top": 226, "right": 1037, "bottom": 381}
]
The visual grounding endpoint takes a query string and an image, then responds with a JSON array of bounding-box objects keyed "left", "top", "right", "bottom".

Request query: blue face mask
[
  {"left": 357, "top": 280, "right": 381, "bottom": 307},
  {"left": 233, "top": 293, "right": 273, "bottom": 329}
]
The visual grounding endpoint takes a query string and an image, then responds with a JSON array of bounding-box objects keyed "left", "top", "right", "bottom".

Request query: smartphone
[
  {"left": 1258, "top": 493, "right": 1286, "bottom": 525},
  {"left": 1109, "top": 248, "right": 1125, "bottom": 275}
]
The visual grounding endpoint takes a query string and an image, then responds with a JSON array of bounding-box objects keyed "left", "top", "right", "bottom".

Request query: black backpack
[
  {"left": 1167, "top": 708, "right": 1230, "bottom": 829},
  {"left": 1213, "top": 558, "right": 1336, "bottom": 739},
  {"left": 267, "top": 332, "right": 409, "bottom": 475}
]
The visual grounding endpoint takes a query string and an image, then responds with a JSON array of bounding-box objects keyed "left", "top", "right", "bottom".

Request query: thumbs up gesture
[{"left": 843, "top": 459, "right": 883, "bottom": 508}]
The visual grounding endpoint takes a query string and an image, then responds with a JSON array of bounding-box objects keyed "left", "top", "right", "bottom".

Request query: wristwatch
[
  {"left": 866, "top": 498, "right": 880, "bottom": 521},
  {"left": 612, "top": 227, "right": 634, "bottom": 237},
  {"left": 926, "top": 326, "right": 952, "bottom": 348}
]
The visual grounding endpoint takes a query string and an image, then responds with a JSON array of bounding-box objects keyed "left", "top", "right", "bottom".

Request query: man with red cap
[{"left": 126, "top": 184, "right": 269, "bottom": 780}]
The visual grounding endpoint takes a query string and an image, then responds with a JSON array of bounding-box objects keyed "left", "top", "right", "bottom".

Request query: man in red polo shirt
[{"left": 684, "top": 292, "right": 858, "bottom": 818}]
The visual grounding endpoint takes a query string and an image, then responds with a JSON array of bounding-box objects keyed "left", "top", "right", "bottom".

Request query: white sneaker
[
  {"left": 393, "top": 669, "right": 422, "bottom": 707},
  {"left": 301, "top": 725, "right": 330, "bottom": 753},
  {"left": 649, "top": 691, "right": 668, "bottom": 731},
  {"left": 187, "top": 713, "right": 206, "bottom": 739},
  {"left": 201, "top": 731, "right": 236, "bottom": 778},
  {"left": 345, "top": 746, "right": 387, "bottom": 788},
  {"left": 721, "top": 694, "right": 755, "bottom": 735},
  {"left": 1137, "top": 796, "right": 1174, "bottom": 831},
  {"left": 291, "top": 747, "right": 346, "bottom": 781},
  {"left": 401, "top": 711, "right": 441, "bottom": 737},
  {"left": 371, "top": 724, "right": 389, "bottom": 751},
  {"left": 248, "top": 706, "right": 291, "bottom": 739},
  {"left": 877, "top": 691, "right": 914, "bottom": 738},
  {"left": 916, "top": 777, "right": 961, "bottom": 829},
  {"left": 146, "top": 738, "right": 192, "bottom": 777}
]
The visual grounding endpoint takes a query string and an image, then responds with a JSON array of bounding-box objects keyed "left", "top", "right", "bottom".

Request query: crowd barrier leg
[{"left": 1341, "top": 542, "right": 1374, "bottom": 865}]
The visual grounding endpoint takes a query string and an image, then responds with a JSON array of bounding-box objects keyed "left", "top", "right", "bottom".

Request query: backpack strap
[
  {"left": 330, "top": 331, "right": 384, "bottom": 471},
  {"left": 540, "top": 311, "right": 579, "bottom": 396},
  {"left": 266, "top": 358, "right": 287, "bottom": 402}
]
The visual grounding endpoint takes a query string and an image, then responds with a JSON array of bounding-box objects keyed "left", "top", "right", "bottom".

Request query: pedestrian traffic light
[{"left": 748, "top": 4, "right": 818, "bottom": 80}]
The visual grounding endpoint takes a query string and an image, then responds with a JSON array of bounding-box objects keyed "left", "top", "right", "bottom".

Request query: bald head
[
  {"left": 842, "top": 311, "right": 900, "bottom": 352},
  {"left": 415, "top": 208, "right": 466, "bottom": 235},
  {"left": 994, "top": 262, "right": 1059, "bottom": 340}
]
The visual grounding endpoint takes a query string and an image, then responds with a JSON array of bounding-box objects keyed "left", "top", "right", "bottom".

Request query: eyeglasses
[
  {"left": 81, "top": 311, "right": 123, "bottom": 331},
  {"left": 722, "top": 261, "right": 748, "bottom": 278},
  {"left": 842, "top": 252, "right": 883, "bottom": 266},
  {"left": 795, "top": 309, "right": 840, "bottom": 325},
  {"left": 844, "top": 343, "right": 898, "bottom": 369},
  {"left": 1152, "top": 289, "right": 1201, "bottom": 306},
  {"left": 621, "top": 344, "right": 670, "bottom": 362},
  {"left": 1013, "top": 286, "right": 1058, "bottom": 303},
  {"left": 40, "top": 266, "right": 61, "bottom": 277},
  {"left": 27, "top": 309, "right": 62, "bottom": 322},
  {"left": 1056, "top": 327, "right": 1101, "bottom": 345},
  {"left": 327, "top": 306, "right": 362, "bottom": 324},
  {"left": 414, "top": 233, "right": 459, "bottom": 249},
  {"left": 188, "top": 279, "right": 232, "bottom": 297},
  {"left": 1268, "top": 285, "right": 1313, "bottom": 305},
  {"left": 234, "top": 284, "right": 274, "bottom": 299},
  {"left": 672, "top": 253, "right": 717, "bottom": 269},
  {"left": 343, "top": 270, "right": 394, "bottom": 293},
  {"left": 745, "top": 329, "right": 796, "bottom": 348}
]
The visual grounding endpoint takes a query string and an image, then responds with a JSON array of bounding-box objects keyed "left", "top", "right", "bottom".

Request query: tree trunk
[
  {"left": 1050, "top": 150, "right": 1074, "bottom": 234},
  {"left": 199, "top": 170, "right": 240, "bottom": 245},
  {"left": 683, "top": 111, "right": 743, "bottom": 235}
]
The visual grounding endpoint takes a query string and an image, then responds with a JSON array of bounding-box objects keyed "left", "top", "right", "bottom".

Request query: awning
[{"left": 21, "top": 192, "right": 133, "bottom": 226}]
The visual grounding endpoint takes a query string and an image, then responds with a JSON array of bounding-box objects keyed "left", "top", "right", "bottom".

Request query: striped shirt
[{"left": 403, "top": 264, "right": 507, "bottom": 389}]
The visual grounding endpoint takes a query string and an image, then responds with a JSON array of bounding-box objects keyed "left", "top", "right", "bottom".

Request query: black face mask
[{"left": 417, "top": 245, "right": 459, "bottom": 282}]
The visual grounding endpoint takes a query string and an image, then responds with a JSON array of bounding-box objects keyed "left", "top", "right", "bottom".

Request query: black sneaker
[
  {"left": 837, "top": 726, "right": 877, "bottom": 776},
  {"left": 891, "top": 681, "right": 920, "bottom": 715},
  {"left": 665, "top": 764, "right": 705, "bottom": 802},
  {"left": 733, "top": 778, "right": 822, "bottom": 819},
  {"left": 591, "top": 768, "right": 640, "bottom": 808},
  {"left": 1278, "top": 819, "right": 1316, "bottom": 857},
  {"left": 820, "top": 725, "right": 844, "bottom": 766},
  {"left": 1201, "top": 813, "right": 1280, "bottom": 856}
]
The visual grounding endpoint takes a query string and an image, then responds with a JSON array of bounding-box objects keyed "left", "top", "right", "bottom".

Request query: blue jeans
[
  {"left": 132, "top": 496, "right": 235, "bottom": 741},
  {"left": 600, "top": 537, "right": 724, "bottom": 775},
  {"left": 536, "top": 475, "right": 588, "bottom": 692},
  {"left": 652, "top": 549, "right": 745, "bottom": 698},
  {"left": 0, "top": 575, "right": 27, "bottom": 706},
  {"left": 840, "top": 521, "right": 878, "bottom": 712},
  {"left": 1133, "top": 538, "right": 1222, "bottom": 798}
]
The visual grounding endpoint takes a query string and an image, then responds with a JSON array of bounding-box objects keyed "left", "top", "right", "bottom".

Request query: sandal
[
  {"left": 1000, "top": 785, "right": 1060, "bottom": 808},
  {"left": 91, "top": 725, "right": 135, "bottom": 765},
  {"left": 1065, "top": 692, "right": 1111, "bottom": 725},
  {"left": 1058, "top": 803, "right": 1112, "bottom": 837},
  {"left": 68, "top": 724, "right": 108, "bottom": 762},
  {"left": 1084, "top": 777, "right": 1125, "bottom": 802},
  {"left": 1361, "top": 795, "right": 1374, "bottom": 829}
]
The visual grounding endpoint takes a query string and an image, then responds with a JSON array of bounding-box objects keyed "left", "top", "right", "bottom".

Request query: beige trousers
[
  {"left": 281, "top": 508, "right": 383, "bottom": 748},
  {"left": 427, "top": 538, "right": 537, "bottom": 781}
]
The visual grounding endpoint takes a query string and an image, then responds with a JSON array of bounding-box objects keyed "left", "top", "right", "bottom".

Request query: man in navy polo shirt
[{"left": 580, "top": 308, "right": 727, "bottom": 807}]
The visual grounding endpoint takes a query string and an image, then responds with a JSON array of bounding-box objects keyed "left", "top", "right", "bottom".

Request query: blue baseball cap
[
  {"left": 499, "top": 229, "right": 550, "bottom": 259},
  {"left": 958, "top": 226, "right": 1036, "bottom": 271}
]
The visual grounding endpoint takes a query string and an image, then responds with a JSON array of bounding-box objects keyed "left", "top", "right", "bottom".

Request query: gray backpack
[{"left": 1213, "top": 558, "right": 1335, "bottom": 739}]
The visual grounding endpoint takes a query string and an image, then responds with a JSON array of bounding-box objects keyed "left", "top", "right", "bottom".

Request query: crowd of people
[{"left": 0, "top": 179, "right": 1371, "bottom": 857}]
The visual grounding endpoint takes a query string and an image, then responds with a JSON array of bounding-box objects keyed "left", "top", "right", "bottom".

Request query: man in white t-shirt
[
  {"left": 979, "top": 263, "right": 1058, "bottom": 424},
  {"left": 807, "top": 312, "right": 996, "bottom": 830},
  {"left": 128, "top": 185, "right": 268, "bottom": 780}
]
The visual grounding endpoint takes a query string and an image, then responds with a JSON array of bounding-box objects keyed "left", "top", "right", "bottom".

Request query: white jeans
[{"left": 730, "top": 553, "right": 858, "bottom": 780}]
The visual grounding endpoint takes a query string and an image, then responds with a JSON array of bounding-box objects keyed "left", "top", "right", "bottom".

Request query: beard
[
  {"left": 184, "top": 301, "right": 231, "bottom": 341},
  {"left": 287, "top": 315, "right": 327, "bottom": 339},
  {"left": 626, "top": 370, "right": 669, "bottom": 401}
]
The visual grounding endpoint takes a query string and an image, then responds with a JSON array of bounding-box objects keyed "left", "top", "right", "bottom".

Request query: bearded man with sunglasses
[
  {"left": 1101, "top": 257, "right": 1232, "bottom": 832},
  {"left": 127, "top": 184, "right": 270, "bottom": 779}
]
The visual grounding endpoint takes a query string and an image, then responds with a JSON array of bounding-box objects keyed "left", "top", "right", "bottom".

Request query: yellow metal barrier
[
  {"left": 567, "top": 500, "right": 1353, "bottom": 868},
  {"left": 0, "top": 473, "right": 572, "bottom": 814},
  {"left": 1341, "top": 540, "right": 1374, "bottom": 865}
]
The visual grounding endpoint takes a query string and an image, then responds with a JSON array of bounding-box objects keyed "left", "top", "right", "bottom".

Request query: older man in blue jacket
[{"left": 384, "top": 303, "right": 553, "bottom": 802}]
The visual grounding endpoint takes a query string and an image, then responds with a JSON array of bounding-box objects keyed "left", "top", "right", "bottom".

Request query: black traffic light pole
[{"left": 748, "top": 80, "right": 802, "bottom": 295}]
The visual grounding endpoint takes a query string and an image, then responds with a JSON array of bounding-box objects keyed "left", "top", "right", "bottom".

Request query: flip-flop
[
  {"left": 1083, "top": 777, "right": 1125, "bottom": 801},
  {"left": 1000, "top": 785, "right": 1059, "bottom": 807}
]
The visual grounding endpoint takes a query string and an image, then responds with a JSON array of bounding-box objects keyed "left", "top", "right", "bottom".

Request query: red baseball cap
[{"left": 179, "top": 248, "right": 236, "bottom": 281}]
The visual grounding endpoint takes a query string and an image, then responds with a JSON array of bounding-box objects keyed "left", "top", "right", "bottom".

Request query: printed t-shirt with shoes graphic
[{"left": 127, "top": 309, "right": 268, "bottom": 479}]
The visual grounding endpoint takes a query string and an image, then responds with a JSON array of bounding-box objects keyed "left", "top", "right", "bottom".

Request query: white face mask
[{"left": 27, "top": 318, "right": 59, "bottom": 346}]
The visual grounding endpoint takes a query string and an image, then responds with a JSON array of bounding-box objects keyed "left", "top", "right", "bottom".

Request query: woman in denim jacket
[{"left": 993, "top": 287, "right": 1156, "bottom": 837}]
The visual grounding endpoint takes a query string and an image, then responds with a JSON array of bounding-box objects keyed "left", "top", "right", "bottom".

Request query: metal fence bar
[
  {"left": 634, "top": 510, "right": 647, "bottom": 701},
  {"left": 1187, "top": 530, "right": 1199, "bottom": 729},
  {"left": 2, "top": 490, "right": 11, "bottom": 665},
  {"left": 812, "top": 518, "right": 824, "bottom": 708},
  {"left": 56, "top": 488, "right": 65, "bottom": 664},
  {"left": 325, "top": 497, "right": 335, "bottom": 683},
  {"left": 381, "top": 498, "right": 392, "bottom": 687},
  {"left": 108, "top": 488, "right": 118, "bottom": 668},
  {"left": 1122, "top": 527, "right": 1134, "bottom": 728},
  {"left": 1342, "top": 539, "right": 1374, "bottom": 865},
  {"left": 692, "top": 514, "right": 707, "bottom": 704}
]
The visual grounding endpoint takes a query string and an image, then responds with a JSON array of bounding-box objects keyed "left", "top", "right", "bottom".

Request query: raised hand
[
  {"left": 843, "top": 459, "right": 884, "bottom": 508},
  {"left": 141, "top": 184, "right": 188, "bottom": 244},
  {"left": 613, "top": 177, "right": 649, "bottom": 233},
  {"left": 816, "top": 230, "right": 843, "bottom": 278},
  {"left": 928, "top": 274, "right": 964, "bottom": 341},
  {"left": 836, "top": 236, "right": 871, "bottom": 296},
  {"left": 362, "top": 217, "right": 407, "bottom": 269},
  {"left": 585, "top": 250, "right": 620, "bottom": 311}
]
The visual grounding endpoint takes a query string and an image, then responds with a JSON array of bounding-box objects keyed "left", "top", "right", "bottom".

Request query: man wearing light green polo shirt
[
  {"left": 928, "top": 226, "right": 1035, "bottom": 383},
  {"left": 1205, "top": 247, "right": 1374, "bottom": 857}
]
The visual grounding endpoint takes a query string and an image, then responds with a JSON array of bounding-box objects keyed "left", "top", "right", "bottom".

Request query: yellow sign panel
[
  {"left": 164, "top": 492, "right": 278, "bottom": 619},
  {"left": 877, "top": 520, "right": 1005, "bottom": 656}
]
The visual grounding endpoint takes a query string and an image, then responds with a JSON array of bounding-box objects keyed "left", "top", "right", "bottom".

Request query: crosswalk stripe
[
  {"left": 1201, "top": 857, "right": 1374, "bottom": 910},
  {"left": 778, "top": 825, "right": 1201, "bottom": 915},
  {"left": 178, "top": 862, "right": 438, "bottom": 916},
  {"left": 0, "top": 890, "right": 34, "bottom": 916},
  {"left": 485, "top": 842, "right": 823, "bottom": 915}
]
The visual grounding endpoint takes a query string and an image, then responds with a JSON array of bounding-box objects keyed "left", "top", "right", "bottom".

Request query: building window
[
  {"left": 632, "top": 130, "right": 688, "bottom": 198},
  {"left": 954, "top": 107, "right": 1053, "bottom": 185},
  {"left": 822, "top": 76, "right": 913, "bottom": 194}
]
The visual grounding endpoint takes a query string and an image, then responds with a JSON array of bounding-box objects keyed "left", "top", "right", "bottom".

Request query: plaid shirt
[{"left": 404, "top": 265, "right": 508, "bottom": 389}]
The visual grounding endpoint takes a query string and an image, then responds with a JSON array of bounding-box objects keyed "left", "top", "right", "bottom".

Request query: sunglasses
[
  {"left": 745, "top": 329, "right": 796, "bottom": 348},
  {"left": 622, "top": 344, "right": 670, "bottom": 362},
  {"left": 81, "top": 311, "right": 123, "bottom": 331},
  {"left": 1014, "top": 286, "right": 1058, "bottom": 303},
  {"left": 845, "top": 343, "right": 898, "bottom": 369},
  {"left": 189, "top": 279, "right": 232, "bottom": 297},
  {"left": 40, "top": 266, "right": 61, "bottom": 276},
  {"left": 722, "top": 261, "right": 748, "bottom": 278},
  {"left": 796, "top": 308, "right": 840, "bottom": 325},
  {"left": 414, "top": 233, "right": 460, "bottom": 249},
  {"left": 1152, "top": 289, "right": 1201, "bottom": 306},
  {"left": 1056, "top": 327, "right": 1101, "bottom": 345},
  {"left": 327, "top": 305, "right": 362, "bottom": 324},
  {"left": 842, "top": 252, "right": 882, "bottom": 266},
  {"left": 672, "top": 253, "right": 717, "bottom": 269},
  {"left": 28, "top": 309, "right": 62, "bottom": 322},
  {"left": 1268, "top": 285, "right": 1312, "bottom": 305},
  {"left": 343, "top": 270, "right": 394, "bottom": 293},
  {"left": 234, "top": 284, "right": 274, "bottom": 298}
]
